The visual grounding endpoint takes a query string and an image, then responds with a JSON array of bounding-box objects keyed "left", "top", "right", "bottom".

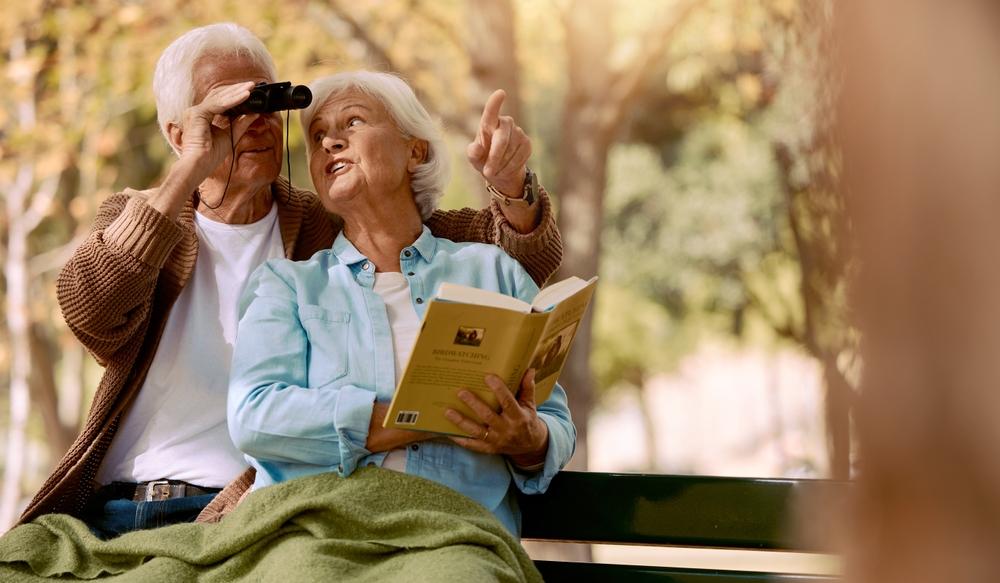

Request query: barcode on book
[{"left": 395, "top": 411, "right": 419, "bottom": 425}]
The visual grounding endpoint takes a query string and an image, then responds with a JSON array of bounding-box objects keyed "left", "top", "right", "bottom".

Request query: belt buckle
[{"left": 144, "top": 480, "right": 172, "bottom": 502}]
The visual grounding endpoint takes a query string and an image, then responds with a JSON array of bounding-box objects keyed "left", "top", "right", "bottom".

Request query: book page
[
  {"left": 531, "top": 276, "right": 598, "bottom": 312},
  {"left": 524, "top": 278, "right": 598, "bottom": 398},
  {"left": 436, "top": 282, "right": 531, "bottom": 313}
]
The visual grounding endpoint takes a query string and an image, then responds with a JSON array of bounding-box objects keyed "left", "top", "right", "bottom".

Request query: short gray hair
[
  {"left": 300, "top": 72, "right": 449, "bottom": 220},
  {"left": 153, "top": 23, "right": 277, "bottom": 154}
]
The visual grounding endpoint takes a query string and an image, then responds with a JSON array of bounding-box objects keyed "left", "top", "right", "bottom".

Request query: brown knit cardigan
[{"left": 19, "top": 177, "right": 562, "bottom": 525}]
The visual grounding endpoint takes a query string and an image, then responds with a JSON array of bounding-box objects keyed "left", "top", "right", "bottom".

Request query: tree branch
[
  {"left": 599, "top": 0, "right": 707, "bottom": 132},
  {"left": 29, "top": 232, "right": 86, "bottom": 278},
  {"left": 409, "top": 0, "right": 464, "bottom": 49},
  {"left": 313, "top": 1, "right": 399, "bottom": 70},
  {"left": 22, "top": 174, "right": 59, "bottom": 233}
]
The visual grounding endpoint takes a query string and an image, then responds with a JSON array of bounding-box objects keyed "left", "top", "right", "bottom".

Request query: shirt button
[
  {"left": 403, "top": 250, "right": 412, "bottom": 258},
  {"left": 415, "top": 298, "right": 423, "bottom": 304},
  {"left": 362, "top": 262, "right": 370, "bottom": 270},
  {"left": 407, "top": 272, "right": 415, "bottom": 277},
  {"left": 410, "top": 444, "right": 420, "bottom": 451},
  {"left": 338, "top": 464, "right": 344, "bottom": 472}
]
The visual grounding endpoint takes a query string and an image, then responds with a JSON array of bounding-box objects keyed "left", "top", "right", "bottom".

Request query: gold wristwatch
[{"left": 487, "top": 168, "right": 539, "bottom": 207}]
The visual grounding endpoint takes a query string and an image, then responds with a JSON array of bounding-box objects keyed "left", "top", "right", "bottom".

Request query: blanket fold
[{"left": 0, "top": 468, "right": 542, "bottom": 582}]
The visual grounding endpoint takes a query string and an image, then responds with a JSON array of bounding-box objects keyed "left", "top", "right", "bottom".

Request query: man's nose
[
  {"left": 245, "top": 113, "right": 276, "bottom": 133},
  {"left": 321, "top": 135, "right": 346, "bottom": 152}
]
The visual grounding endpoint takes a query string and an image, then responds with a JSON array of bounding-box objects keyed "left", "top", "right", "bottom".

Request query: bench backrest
[{"left": 517, "top": 471, "right": 846, "bottom": 582}]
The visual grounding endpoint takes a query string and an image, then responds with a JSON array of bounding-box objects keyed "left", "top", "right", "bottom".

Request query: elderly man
[{"left": 21, "top": 23, "right": 561, "bottom": 538}]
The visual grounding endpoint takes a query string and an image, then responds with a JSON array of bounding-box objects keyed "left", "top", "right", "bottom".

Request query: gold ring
[{"left": 482, "top": 428, "right": 490, "bottom": 441}]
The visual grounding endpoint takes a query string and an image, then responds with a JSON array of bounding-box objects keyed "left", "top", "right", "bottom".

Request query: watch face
[{"left": 523, "top": 170, "right": 539, "bottom": 205}]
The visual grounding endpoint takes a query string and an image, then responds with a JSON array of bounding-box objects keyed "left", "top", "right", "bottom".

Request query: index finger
[
  {"left": 484, "top": 374, "right": 519, "bottom": 412},
  {"left": 479, "top": 89, "right": 506, "bottom": 140}
]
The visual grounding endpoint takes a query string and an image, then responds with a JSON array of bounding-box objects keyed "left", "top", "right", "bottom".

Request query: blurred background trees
[{"left": 0, "top": 0, "right": 848, "bottom": 526}]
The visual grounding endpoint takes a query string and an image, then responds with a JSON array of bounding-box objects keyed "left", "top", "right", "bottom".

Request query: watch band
[{"left": 487, "top": 168, "right": 538, "bottom": 207}]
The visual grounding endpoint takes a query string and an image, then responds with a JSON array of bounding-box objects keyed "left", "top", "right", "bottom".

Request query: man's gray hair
[
  {"left": 300, "top": 72, "right": 449, "bottom": 220},
  {"left": 153, "top": 23, "right": 276, "bottom": 154}
]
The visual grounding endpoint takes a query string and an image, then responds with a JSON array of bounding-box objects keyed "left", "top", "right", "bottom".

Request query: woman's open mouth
[{"left": 325, "top": 160, "right": 352, "bottom": 176}]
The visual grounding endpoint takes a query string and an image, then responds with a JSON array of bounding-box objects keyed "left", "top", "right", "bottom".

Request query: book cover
[{"left": 384, "top": 276, "right": 597, "bottom": 435}]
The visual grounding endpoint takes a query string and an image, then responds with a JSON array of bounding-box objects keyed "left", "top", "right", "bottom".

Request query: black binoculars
[{"left": 225, "top": 81, "right": 312, "bottom": 116}]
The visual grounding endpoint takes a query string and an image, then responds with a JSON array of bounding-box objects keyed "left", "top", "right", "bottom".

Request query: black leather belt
[{"left": 96, "top": 480, "right": 222, "bottom": 503}]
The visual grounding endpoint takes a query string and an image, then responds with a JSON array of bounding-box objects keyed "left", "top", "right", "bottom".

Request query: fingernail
[
  {"left": 484, "top": 375, "right": 501, "bottom": 388},
  {"left": 458, "top": 390, "right": 472, "bottom": 401},
  {"left": 444, "top": 409, "right": 459, "bottom": 421}
]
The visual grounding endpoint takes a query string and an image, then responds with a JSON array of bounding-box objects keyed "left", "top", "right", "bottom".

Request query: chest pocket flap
[{"left": 298, "top": 305, "right": 351, "bottom": 386}]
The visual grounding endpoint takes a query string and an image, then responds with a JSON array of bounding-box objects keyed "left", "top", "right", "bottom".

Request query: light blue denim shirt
[{"left": 228, "top": 226, "right": 576, "bottom": 535}]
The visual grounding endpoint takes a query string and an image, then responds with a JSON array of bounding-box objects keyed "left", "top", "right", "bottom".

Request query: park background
[{"left": 0, "top": 0, "right": 848, "bottom": 568}]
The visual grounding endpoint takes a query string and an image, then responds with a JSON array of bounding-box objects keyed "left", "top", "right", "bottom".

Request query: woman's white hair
[
  {"left": 153, "top": 23, "right": 276, "bottom": 155},
  {"left": 300, "top": 72, "right": 450, "bottom": 220}
]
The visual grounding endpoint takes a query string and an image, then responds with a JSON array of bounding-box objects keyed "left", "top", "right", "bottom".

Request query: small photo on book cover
[
  {"left": 453, "top": 326, "right": 485, "bottom": 347},
  {"left": 529, "top": 321, "right": 579, "bottom": 382}
]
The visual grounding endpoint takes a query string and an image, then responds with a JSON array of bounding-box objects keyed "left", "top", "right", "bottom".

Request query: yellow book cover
[{"left": 383, "top": 276, "right": 598, "bottom": 435}]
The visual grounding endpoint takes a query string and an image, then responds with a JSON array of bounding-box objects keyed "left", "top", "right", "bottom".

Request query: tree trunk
[
  {"left": 2, "top": 180, "right": 32, "bottom": 529},
  {"left": 1, "top": 34, "right": 36, "bottom": 530},
  {"left": 766, "top": 355, "right": 790, "bottom": 472},
  {"left": 635, "top": 378, "right": 659, "bottom": 471},
  {"left": 465, "top": 0, "right": 522, "bottom": 123},
  {"left": 58, "top": 330, "right": 85, "bottom": 436},
  {"left": 555, "top": 0, "right": 617, "bottom": 471},
  {"left": 776, "top": 143, "right": 853, "bottom": 480},
  {"left": 462, "top": 0, "right": 522, "bottom": 206},
  {"left": 30, "top": 324, "right": 77, "bottom": 461},
  {"left": 821, "top": 354, "right": 852, "bottom": 479}
]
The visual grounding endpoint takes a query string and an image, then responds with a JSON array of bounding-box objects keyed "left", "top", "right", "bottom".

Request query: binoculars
[{"left": 225, "top": 81, "right": 312, "bottom": 116}]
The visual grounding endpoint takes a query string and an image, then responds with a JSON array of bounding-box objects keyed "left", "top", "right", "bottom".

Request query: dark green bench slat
[
  {"left": 518, "top": 472, "right": 845, "bottom": 551},
  {"left": 533, "top": 561, "right": 838, "bottom": 583}
]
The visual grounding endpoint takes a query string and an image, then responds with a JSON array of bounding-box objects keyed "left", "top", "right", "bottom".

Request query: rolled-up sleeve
[
  {"left": 509, "top": 382, "right": 576, "bottom": 494},
  {"left": 227, "top": 261, "right": 373, "bottom": 476}
]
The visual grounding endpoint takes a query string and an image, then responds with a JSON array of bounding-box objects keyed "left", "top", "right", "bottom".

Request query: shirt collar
[
  {"left": 330, "top": 225, "right": 438, "bottom": 266},
  {"left": 331, "top": 232, "right": 367, "bottom": 266},
  {"left": 409, "top": 225, "right": 437, "bottom": 261}
]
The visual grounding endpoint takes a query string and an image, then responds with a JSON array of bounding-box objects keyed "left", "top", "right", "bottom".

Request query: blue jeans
[{"left": 82, "top": 493, "right": 217, "bottom": 539}]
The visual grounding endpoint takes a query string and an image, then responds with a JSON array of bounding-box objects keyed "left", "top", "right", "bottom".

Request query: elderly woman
[{"left": 226, "top": 72, "right": 576, "bottom": 536}]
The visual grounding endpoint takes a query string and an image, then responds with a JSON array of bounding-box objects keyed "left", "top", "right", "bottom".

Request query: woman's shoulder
[
  {"left": 254, "top": 248, "right": 342, "bottom": 284},
  {"left": 434, "top": 237, "right": 517, "bottom": 265},
  {"left": 431, "top": 238, "right": 534, "bottom": 293}
]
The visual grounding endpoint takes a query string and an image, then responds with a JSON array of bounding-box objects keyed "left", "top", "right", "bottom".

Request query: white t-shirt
[
  {"left": 97, "top": 203, "right": 285, "bottom": 487},
  {"left": 372, "top": 272, "right": 421, "bottom": 472}
]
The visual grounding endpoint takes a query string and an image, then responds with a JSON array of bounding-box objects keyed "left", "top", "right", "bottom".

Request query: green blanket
[{"left": 0, "top": 468, "right": 543, "bottom": 582}]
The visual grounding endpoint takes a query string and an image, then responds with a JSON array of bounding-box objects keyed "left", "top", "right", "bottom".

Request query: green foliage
[
  {"left": 592, "top": 0, "right": 848, "bottom": 405},
  {"left": 592, "top": 282, "right": 690, "bottom": 392}
]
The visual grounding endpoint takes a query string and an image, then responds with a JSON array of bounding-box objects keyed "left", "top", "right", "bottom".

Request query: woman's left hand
[{"left": 445, "top": 369, "right": 549, "bottom": 467}]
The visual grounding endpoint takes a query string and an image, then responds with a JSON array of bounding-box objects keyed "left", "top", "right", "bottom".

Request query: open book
[{"left": 383, "top": 276, "right": 598, "bottom": 435}]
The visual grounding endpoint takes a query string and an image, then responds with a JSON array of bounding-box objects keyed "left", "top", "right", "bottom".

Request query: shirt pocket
[{"left": 298, "top": 305, "right": 351, "bottom": 386}]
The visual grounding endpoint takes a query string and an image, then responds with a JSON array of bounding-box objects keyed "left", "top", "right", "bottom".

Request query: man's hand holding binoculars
[
  {"left": 178, "top": 81, "right": 264, "bottom": 178},
  {"left": 151, "top": 80, "right": 310, "bottom": 220}
]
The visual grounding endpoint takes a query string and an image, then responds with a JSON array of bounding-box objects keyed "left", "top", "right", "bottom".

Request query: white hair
[
  {"left": 300, "top": 72, "right": 450, "bottom": 220},
  {"left": 153, "top": 23, "right": 276, "bottom": 154}
]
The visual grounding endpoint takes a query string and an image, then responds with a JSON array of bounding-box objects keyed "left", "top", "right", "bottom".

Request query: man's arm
[
  {"left": 425, "top": 186, "right": 562, "bottom": 286},
  {"left": 57, "top": 193, "right": 186, "bottom": 365}
]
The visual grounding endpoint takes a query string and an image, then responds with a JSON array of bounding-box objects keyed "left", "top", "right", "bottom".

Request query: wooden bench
[{"left": 517, "top": 471, "right": 845, "bottom": 582}]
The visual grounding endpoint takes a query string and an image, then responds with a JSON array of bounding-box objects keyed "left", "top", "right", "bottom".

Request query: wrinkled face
[
  {"left": 190, "top": 55, "right": 283, "bottom": 189},
  {"left": 307, "top": 89, "right": 421, "bottom": 214}
]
